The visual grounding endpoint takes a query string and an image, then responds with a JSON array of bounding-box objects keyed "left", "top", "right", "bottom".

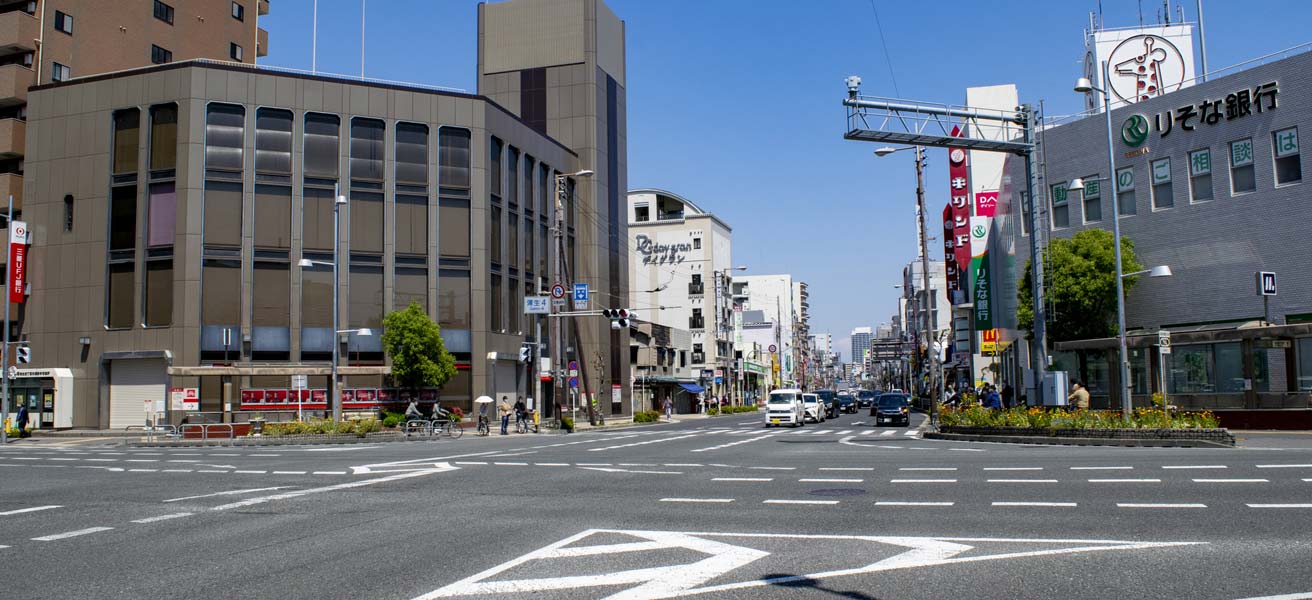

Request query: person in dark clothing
[
  {"left": 15, "top": 403, "right": 29, "bottom": 438},
  {"left": 982, "top": 385, "right": 1003, "bottom": 410},
  {"left": 513, "top": 398, "right": 527, "bottom": 427},
  {"left": 1001, "top": 384, "right": 1015, "bottom": 409}
]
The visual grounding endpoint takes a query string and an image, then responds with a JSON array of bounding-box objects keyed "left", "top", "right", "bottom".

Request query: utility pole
[
  {"left": 551, "top": 170, "right": 593, "bottom": 429},
  {"left": 1, "top": 195, "right": 11, "bottom": 444},
  {"left": 913, "top": 147, "right": 941, "bottom": 425}
]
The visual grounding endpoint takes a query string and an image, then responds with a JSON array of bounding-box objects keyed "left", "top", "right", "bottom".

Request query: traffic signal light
[
  {"left": 16, "top": 345, "right": 31, "bottom": 364},
  {"left": 602, "top": 308, "right": 634, "bottom": 330},
  {"left": 519, "top": 342, "right": 533, "bottom": 364}
]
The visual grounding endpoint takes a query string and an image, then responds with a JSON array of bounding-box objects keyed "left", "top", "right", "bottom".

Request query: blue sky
[{"left": 259, "top": 0, "right": 1312, "bottom": 362}]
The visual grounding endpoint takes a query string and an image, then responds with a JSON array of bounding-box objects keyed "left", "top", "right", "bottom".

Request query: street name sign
[{"left": 524, "top": 296, "right": 551, "bottom": 314}]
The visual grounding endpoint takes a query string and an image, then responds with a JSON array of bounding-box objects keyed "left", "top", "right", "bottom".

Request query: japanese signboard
[
  {"left": 1125, "top": 81, "right": 1279, "bottom": 145},
  {"left": 170, "top": 387, "right": 199, "bottom": 411},
  {"left": 524, "top": 296, "right": 550, "bottom": 315},
  {"left": 974, "top": 191, "right": 998, "bottom": 218},
  {"left": 947, "top": 129, "right": 972, "bottom": 288},
  {"left": 970, "top": 217, "right": 993, "bottom": 331},
  {"left": 942, "top": 203, "right": 958, "bottom": 293},
  {"left": 8, "top": 220, "right": 26, "bottom": 303}
]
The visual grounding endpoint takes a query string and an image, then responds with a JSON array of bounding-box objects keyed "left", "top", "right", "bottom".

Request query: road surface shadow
[{"left": 764, "top": 573, "right": 882, "bottom": 599}]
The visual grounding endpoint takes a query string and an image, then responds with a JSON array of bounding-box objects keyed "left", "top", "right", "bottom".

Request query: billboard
[{"left": 1083, "top": 25, "right": 1197, "bottom": 112}]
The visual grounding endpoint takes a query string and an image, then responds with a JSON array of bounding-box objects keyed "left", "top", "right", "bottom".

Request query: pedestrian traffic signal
[
  {"left": 519, "top": 342, "right": 533, "bottom": 364},
  {"left": 16, "top": 345, "right": 30, "bottom": 364},
  {"left": 602, "top": 308, "right": 633, "bottom": 329}
]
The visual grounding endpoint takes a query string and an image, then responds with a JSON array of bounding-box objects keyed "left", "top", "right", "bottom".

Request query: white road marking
[
  {"left": 992, "top": 502, "right": 1076, "bottom": 507},
  {"left": 891, "top": 479, "right": 957, "bottom": 483},
  {"left": 984, "top": 467, "right": 1043, "bottom": 471},
  {"left": 1246, "top": 504, "right": 1312, "bottom": 508},
  {"left": 453, "top": 461, "right": 487, "bottom": 465},
  {"left": 660, "top": 498, "right": 734, "bottom": 503},
  {"left": 899, "top": 467, "right": 957, "bottom": 471},
  {"left": 713, "top": 478, "right": 773, "bottom": 482},
  {"left": 535, "top": 463, "right": 570, "bottom": 467},
  {"left": 1232, "top": 592, "right": 1312, "bottom": 600},
  {"left": 575, "top": 463, "right": 612, "bottom": 466},
  {"left": 1162, "top": 465, "right": 1227, "bottom": 470},
  {"left": 764, "top": 499, "right": 839, "bottom": 505},
  {"left": 749, "top": 466, "right": 796, "bottom": 471},
  {"left": 1192, "top": 478, "right": 1268, "bottom": 483},
  {"left": 1256, "top": 464, "right": 1312, "bottom": 469},
  {"left": 1071, "top": 466, "right": 1133, "bottom": 470},
  {"left": 131, "top": 512, "right": 193, "bottom": 523},
  {"left": 212, "top": 465, "right": 457, "bottom": 511},
  {"left": 32, "top": 527, "right": 113, "bottom": 541},
  {"left": 589, "top": 433, "right": 702, "bottom": 452},
  {"left": 820, "top": 467, "right": 875, "bottom": 471},
  {"left": 128, "top": 469, "right": 158, "bottom": 472},
  {"left": 313, "top": 471, "right": 348, "bottom": 475},
  {"left": 125, "top": 459, "right": 159, "bottom": 463},
  {"left": 580, "top": 466, "right": 684, "bottom": 475},
  {"left": 85, "top": 458, "right": 117, "bottom": 462},
  {"left": 858, "top": 431, "right": 875, "bottom": 436},
  {"left": 162, "top": 469, "right": 193, "bottom": 473},
  {"left": 233, "top": 470, "right": 267, "bottom": 474},
  {"left": 1118, "top": 503, "right": 1207, "bottom": 508},
  {"left": 664, "top": 463, "right": 703, "bottom": 467},
  {"left": 0, "top": 505, "right": 62, "bottom": 516},
  {"left": 197, "top": 470, "right": 229, "bottom": 473},
  {"left": 691, "top": 434, "right": 774, "bottom": 453},
  {"left": 1088, "top": 478, "right": 1161, "bottom": 483},
  {"left": 835, "top": 430, "right": 853, "bottom": 435},
  {"left": 800, "top": 478, "right": 863, "bottom": 483},
  {"left": 903, "top": 430, "right": 919, "bottom": 437},
  {"left": 880, "top": 430, "right": 895, "bottom": 436},
  {"left": 988, "top": 479, "right": 1059, "bottom": 483},
  {"left": 875, "top": 501, "right": 953, "bottom": 506},
  {"left": 272, "top": 471, "right": 307, "bottom": 475},
  {"left": 164, "top": 486, "right": 292, "bottom": 503},
  {"left": 493, "top": 462, "right": 528, "bottom": 466}
]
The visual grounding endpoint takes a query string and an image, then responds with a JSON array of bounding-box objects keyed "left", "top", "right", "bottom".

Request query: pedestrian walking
[
  {"left": 1067, "top": 381, "right": 1090, "bottom": 410},
  {"left": 15, "top": 402, "right": 29, "bottom": 438},
  {"left": 497, "top": 396, "right": 512, "bottom": 435},
  {"left": 663, "top": 396, "right": 673, "bottom": 421}
]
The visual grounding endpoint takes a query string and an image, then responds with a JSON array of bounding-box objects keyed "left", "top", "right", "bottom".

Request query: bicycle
[
  {"left": 433, "top": 418, "right": 464, "bottom": 439},
  {"left": 515, "top": 412, "right": 539, "bottom": 434},
  {"left": 476, "top": 414, "right": 490, "bottom": 437}
]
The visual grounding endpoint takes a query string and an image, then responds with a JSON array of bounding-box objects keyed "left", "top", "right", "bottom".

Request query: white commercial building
[{"left": 736, "top": 274, "right": 807, "bottom": 387}]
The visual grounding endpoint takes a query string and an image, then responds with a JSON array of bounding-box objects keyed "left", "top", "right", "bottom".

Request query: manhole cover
[{"left": 808, "top": 488, "right": 867, "bottom": 497}]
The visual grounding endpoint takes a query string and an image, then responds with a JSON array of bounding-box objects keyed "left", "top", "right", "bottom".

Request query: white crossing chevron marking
[
  {"left": 691, "top": 434, "right": 775, "bottom": 453},
  {"left": 589, "top": 433, "right": 702, "bottom": 452}
]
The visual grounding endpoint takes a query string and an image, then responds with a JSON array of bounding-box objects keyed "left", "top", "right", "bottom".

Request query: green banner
[{"left": 972, "top": 253, "right": 993, "bottom": 330}]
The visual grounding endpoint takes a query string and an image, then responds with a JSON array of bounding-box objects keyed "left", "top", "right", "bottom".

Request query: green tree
[
  {"left": 1017, "top": 228, "right": 1144, "bottom": 343},
  {"left": 381, "top": 301, "right": 457, "bottom": 395}
]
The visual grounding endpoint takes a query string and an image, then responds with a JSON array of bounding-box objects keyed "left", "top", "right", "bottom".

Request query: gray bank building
[
  {"left": 12, "top": 0, "right": 631, "bottom": 430},
  {"left": 989, "top": 47, "right": 1312, "bottom": 426}
]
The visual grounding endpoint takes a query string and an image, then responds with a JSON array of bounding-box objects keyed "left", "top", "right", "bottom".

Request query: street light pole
[{"left": 331, "top": 183, "right": 346, "bottom": 421}]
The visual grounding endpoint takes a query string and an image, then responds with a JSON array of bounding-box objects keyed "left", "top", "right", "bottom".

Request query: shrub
[
  {"left": 938, "top": 405, "right": 1221, "bottom": 430},
  {"left": 633, "top": 410, "right": 661, "bottom": 423},
  {"left": 381, "top": 414, "right": 403, "bottom": 428},
  {"left": 560, "top": 416, "right": 575, "bottom": 431},
  {"left": 259, "top": 417, "right": 383, "bottom": 437}
]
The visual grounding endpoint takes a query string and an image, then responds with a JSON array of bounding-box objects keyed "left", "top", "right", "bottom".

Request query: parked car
[
  {"left": 764, "top": 389, "right": 805, "bottom": 428},
  {"left": 871, "top": 393, "right": 911, "bottom": 426},
  {"left": 814, "top": 390, "right": 838, "bottom": 418},
  {"left": 801, "top": 393, "right": 826, "bottom": 423},
  {"left": 836, "top": 393, "right": 858, "bottom": 413},
  {"left": 856, "top": 390, "right": 879, "bottom": 409}
]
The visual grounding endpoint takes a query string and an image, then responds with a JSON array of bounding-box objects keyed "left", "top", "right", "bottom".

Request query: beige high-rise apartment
[{"left": 0, "top": 0, "right": 267, "bottom": 216}]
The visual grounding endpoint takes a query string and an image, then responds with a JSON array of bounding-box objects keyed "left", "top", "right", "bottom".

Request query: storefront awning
[{"left": 679, "top": 383, "right": 705, "bottom": 394}]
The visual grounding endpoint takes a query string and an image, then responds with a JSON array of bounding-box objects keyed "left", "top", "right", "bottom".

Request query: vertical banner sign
[
  {"left": 9, "top": 221, "right": 26, "bottom": 303},
  {"left": 947, "top": 128, "right": 972, "bottom": 287},
  {"left": 970, "top": 216, "right": 993, "bottom": 330},
  {"left": 942, "top": 203, "right": 958, "bottom": 294}
]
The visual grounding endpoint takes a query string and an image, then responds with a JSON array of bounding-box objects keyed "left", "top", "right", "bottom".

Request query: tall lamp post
[
  {"left": 877, "top": 145, "right": 941, "bottom": 425},
  {"left": 298, "top": 256, "right": 372, "bottom": 423}
]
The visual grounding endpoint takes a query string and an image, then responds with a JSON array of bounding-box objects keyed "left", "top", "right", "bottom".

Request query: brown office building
[{"left": 16, "top": 0, "right": 628, "bottom": 430}]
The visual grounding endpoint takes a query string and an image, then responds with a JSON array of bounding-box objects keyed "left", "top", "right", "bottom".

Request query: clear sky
[{"left": 258, "top": 0, "right": 1312, "bottom": 362}]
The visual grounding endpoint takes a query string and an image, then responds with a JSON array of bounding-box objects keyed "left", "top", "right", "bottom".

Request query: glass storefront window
[
  {"left": 1299, "top": 338, "right": 1312, "bottom": 392},
  {"left": 1085, "top": 352, "right": 1110, "bottom": 396},
  {"left": 1214, "top": 342, "right": 1245, "bottom": 393},
  {"left": 1169, "top": 344, "right": 1214, "bottom": 394}
]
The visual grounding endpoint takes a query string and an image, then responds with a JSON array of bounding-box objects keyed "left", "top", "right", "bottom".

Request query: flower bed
[{"left": 939, "top": 405, "right": 1220, "bottom": 430}]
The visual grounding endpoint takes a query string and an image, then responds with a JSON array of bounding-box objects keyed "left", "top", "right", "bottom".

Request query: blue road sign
[
  {"left": 568, "top": 376, "right": 579, "bottom": 388},
  {"left": 573, "top": 283, "right": 589, "bottom": 302}
]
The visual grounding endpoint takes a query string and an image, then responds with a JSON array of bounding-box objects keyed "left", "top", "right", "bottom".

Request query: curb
[{"left": 924, "top": 431, "right": 1234, "bottom": 448}]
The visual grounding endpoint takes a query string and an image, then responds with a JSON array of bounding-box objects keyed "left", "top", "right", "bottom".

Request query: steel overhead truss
[{"left": 843, "top": 95, "right": 1033, "bottom": 154}]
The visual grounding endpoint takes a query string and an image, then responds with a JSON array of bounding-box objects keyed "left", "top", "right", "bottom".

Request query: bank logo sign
[
  {"left": 1121, "top": 114, "right": 1149, "bottom": 147},
  {"left": 1108, "top": 34, "right": 1188, "bottom": 104}
]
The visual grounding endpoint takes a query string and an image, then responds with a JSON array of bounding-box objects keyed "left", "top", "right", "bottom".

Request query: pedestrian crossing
[{"left": 695, "top": 426, "right": 921, "bottom": 438}]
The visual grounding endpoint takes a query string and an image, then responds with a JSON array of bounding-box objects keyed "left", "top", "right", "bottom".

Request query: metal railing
[{"left": 179, "top": 423, "right": 235, "bottom": 445}]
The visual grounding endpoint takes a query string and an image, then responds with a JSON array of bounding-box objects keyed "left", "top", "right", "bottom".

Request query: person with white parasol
[{"left": 474, "top": 395, "right": 494, "bottom": 436}]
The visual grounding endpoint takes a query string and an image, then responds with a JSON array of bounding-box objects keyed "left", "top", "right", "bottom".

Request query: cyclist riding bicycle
[
  {"left": 404, "top": 400, "right": 424, "bottom": 421},
  {"left": 513, "top": 398, "right": 527, "bottom": 428}
]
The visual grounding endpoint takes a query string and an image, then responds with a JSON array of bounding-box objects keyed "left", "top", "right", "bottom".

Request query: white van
[
  {"left": 801, "top": 392, "right": 826, "bottom": 423},
  {"left": 765, "top": 389, "right": 805, "bottom": 428}
]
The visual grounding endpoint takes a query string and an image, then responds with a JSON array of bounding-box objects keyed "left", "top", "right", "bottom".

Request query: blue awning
[{"left": 679, "top": 383, "right": 705, "bottom": 394}]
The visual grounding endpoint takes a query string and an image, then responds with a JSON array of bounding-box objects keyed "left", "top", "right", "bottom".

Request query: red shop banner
[
  {"left": 975, "top": 191, "right": 999, "bottom": 218},
  {"left": 942, "top": 203, "right": 959, "bottom": 293},
  {"left": 8, "top": 220, "right": 26, "bottom": 303},
  {"left": 947, "top": 129, "right": 972, "bottom": 275}
]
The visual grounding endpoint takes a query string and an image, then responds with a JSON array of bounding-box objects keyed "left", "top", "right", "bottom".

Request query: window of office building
[
  {"left": 438, "top": 128, "right": 470, "bottom": 189},
  {"left": 507, "top": 148, "right": 519, "bottom": 208},
  {"left": 254, "top": 184, "right": 291, "bottom": 249},
  {"left": 348, "top": 259, "right": 383, "bottom": 332},
  {"left": 54, "top": 10, "right": 72, "bottom": 34},
  {"left": 299, "top": 255, "right": 332, "bottom": 359},
  {"left": 1080, "top": 174, "right": 1101, "bottom": 222},
  {"left": 51, "top": 62, "right": 69, "bottom": 82},
  {"left": 1115, "top": 167, "right": 1136, "bottom": 215},
  {"left": 538, "top": 164, "right": 550, "bottom": 215},
  {"left": 1151, "top": 158, "right": 1173, "bottom": 209},
  {"left": 1049, "top": 182, "right": 1069, "bottom": 229},
  {"left": 490, "top": 273, "right": 503, "bottom": 332},
  {"left": 1299, "top": 338, "right": 1312, "bottom": 392},
  {"left": 395, "top": 257, "right": 427, "bottom": 312},
  {"left": 1230, "top": 138, "right": 1256, "bottom": 194},
  {"left": 252, "top": 258, "right": 290, "bottom": 348},
  {"left": 539, "top": 223, "right": 548, "bottom": 276},
  {"left": 693, "top": 237, "right": 702, "bottom": 249},
  {"left": 508, "top": 213, "right": 518, "bottom": 275},
  {"left": 205, "top": 103, "right": 244, "bottom": 174},
  {"left": 523, "top": 155, "right": 535, "bottom": 217},
  {"left": 489, "top": 137, "right": 503, "bottom": 198},
  {"left": 201, "top": 257, "right": 240, "bottom": 342},
  {"left": 304, "top": 113, "right": 340, "bottom": 179},
  {"left": 230, "top": 43, "right": 243, "bottom": 61},
  {"left": 255, "top": 108, "right": 292, "bottom": 175},
  {"left": 489, "top": 204, "right": 502, "bottom": 266},
  {"left": 204, "top": 180, "right": 242, "bottom": 247},
  {"left": 149, "top": 104, "right": 177, "bottom": 174},
  {"left": 350, "top": 118, "right": 384, "bottom": 182},
  {"left": 147, "top": 183, "right": 175, "bottom": 249},
  {"left": 303, "top": 186, "right": 335, "bottom": 251},
  {"left": 143, "top": 182, "right": 175, "bottom": 326},
  {"left": 350, "top": 190, "right": 383, "bottom": 255},
  {"left": 395, "top": 122, "right": 428, "bottom": 188},
  {"left": 231, "top": 2, "right": 244, "bottom": 21},
  {"left": 438, "top": 269, "right": 470, "bottom": 329},
  {"left": 144, "top": 255, "right": 172, "bottom": 327},
  {"left": 153, "top": 0, "right": 174, "bottom": 24},
  {"left": 509, "top": 276, "right": 520, "bottom": 334},
  {"left": 1019, "top": 191, "right": 1031, "bottom": 236},
  {"left": 63, "top": 195, "right": 73, "bottom": 232},
  {"left": 109, "top": 185, "right": 137, "bottom": 253},
  {"left": 112, "top": 109, "right": 139, "bottom": 176},
  {"left": 523, "top": 216, "right": 533, "bottom": 275},
  {"left": 439, "top": 197, "right": 470, "bottom": 259},
  {"left": 395, "top": 194, "right": 427, "bottom": 257},
  {"left": 150, "top": 45, "right": 172, "bottom": 65},
  {"left": 1189, "top": 149, "right": 1213, "bottom": 202},
  {"left": 1273, "top": 127, "right": 1301, "bottom": 185}
]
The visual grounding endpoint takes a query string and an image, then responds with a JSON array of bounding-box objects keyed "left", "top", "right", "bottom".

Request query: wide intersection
[{"left": 2, "top": 414, "right": 1311, "bottom": 599}]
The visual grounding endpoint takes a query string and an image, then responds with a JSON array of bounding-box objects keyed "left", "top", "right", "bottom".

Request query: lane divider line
[
  {"left": 890, "top": 479, "right": 957, "bottom": 483},
  {"left": 712, "top": 478, "right": 773, "bottom": 482},
  {"left": 131, "top": 512, "right": 193, "bottom": 524},
  {"left": 799, "top": 478, "right": 863, "bottom": 483},
  {"left": 764, "top": 499, "right": 839, "bottom": 505},
  {"left": 1192, "top": 478, "right": 1268, "bottom": 483},
  {"left": 1162, "top": 465, "right": 1227, "bottom": 470},
  {"left": 659, "top": 498, "right": 734, "bottom": 503},
  {"left": 32, "top": 527, "right": 113, "bottom": 542},
  {"left": 992, "top": 502, "right": 1076, "bottom": 507},
  {"left": 1088, "top": 478, "right": 1160, "bottom": 483},
  {"left": 1118, "top": 503, "right": 1208, "bottom": 508},
  {"left": 0, "top": 505, "right": 62, "bottom": 516}
]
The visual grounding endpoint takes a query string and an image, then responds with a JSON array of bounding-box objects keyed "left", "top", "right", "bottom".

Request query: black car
[
  {"left": 871, "top": 393, "right": 911, "bottom": 426},
  {"left": 836, "top": 393, "right": 858, "bottom": 414},
  {"left": 814, "top": 390, "right": 838, "bottom": 418},
  {"left": 856, "top": 390, "right": 879, "bottom": 408}
]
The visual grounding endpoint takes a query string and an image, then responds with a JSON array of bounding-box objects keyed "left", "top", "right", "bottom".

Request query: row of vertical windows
[{"left": 1049, "top": 128, "right": 1301, "bottom": 229}]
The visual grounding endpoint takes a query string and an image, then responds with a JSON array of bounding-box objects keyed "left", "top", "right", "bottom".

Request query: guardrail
[
  {"left": 404, "top": 420, "right": 433, "bottom": 438},
  {"left": 179, "top": 423, "right": 236, "bottom": 445},
  {"left": 126, "top": 423, "right": 177, "bottom": 444}
]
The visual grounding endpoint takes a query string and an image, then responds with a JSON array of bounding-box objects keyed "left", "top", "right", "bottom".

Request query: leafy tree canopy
[
  {"left": 381, "top": 302, "right": 458, "bottom": 392},
  {"left": 1017, "top": 228, "right": 1144, "bottom": 343}
]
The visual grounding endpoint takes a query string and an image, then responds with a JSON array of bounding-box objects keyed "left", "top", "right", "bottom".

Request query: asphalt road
[{"left": 2, "top": 412, "right": 1311, "bottom": 599}]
